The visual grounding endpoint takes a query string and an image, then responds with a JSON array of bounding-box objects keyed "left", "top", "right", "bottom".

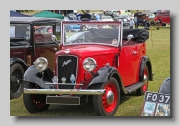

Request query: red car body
[{"left": 23, "top": 21, "right": 153, "bottom": 116}]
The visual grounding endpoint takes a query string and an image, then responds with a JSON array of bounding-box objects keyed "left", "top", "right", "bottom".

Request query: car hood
[{"left": 56, "top": 44, "right": 119, "bottom": 57}]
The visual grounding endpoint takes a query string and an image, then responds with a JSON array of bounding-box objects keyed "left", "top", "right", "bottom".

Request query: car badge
[
  {"left": 62, "top": 59, "right": 72, "bottom": 67},
  {"left": 70, "top": 74, "right": 76, "bottom": 84},
  {"left": 64, "top": 49, "right": 70, "bottom": 54},
  {"left": 61, "top": 77, "right": 66, "bottom": 83},
  {"left": 52, "top": 76, "right": 58, "bottom": 83}
]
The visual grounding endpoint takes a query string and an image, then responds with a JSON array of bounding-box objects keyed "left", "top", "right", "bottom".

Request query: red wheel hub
[
  {"left": 102, "top": 83, "right": 118, "bottom": 113},
  {"left": 142, "top": 68, "right": 148, "bottom": 92}
]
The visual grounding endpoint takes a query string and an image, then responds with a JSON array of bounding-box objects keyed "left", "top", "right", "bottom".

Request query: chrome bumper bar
[{"left": 24, "top": 88, "right": 105, "bottom": 95}]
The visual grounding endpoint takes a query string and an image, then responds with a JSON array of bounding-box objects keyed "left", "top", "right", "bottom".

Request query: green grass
[{"left": 10, "top": 27, "right": 170, "bottom": 116}]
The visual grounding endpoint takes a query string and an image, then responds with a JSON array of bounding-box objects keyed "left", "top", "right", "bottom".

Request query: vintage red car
[
  {"left": 23, "top": 21, "right": 153, "bottom": 116},
  {"left": 154, "top": 12, "right": 170, "bottom": 26}
]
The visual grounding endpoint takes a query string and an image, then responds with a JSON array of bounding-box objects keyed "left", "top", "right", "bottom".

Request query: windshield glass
[
  {"left": 63, "top": 22, "right": 121, "bottom": 46},
  {"left": 10, "top": 24, "right": 30, "bottom": 40}
]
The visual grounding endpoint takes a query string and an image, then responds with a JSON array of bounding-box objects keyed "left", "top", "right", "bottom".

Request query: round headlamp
[
  {"left": 83, "top": 58, "right": 97, "bottom": 72},
  {"left": 33, "top": 57, "right": 48, "bottom": 72}
]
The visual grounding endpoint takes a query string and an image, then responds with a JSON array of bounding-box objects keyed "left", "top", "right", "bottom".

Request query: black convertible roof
[
  {"left": 10, "top": 17, "right": 62, "bottom": 24},
  {"left": 88, "top": 28, "right": 149, "bottom": 42}
]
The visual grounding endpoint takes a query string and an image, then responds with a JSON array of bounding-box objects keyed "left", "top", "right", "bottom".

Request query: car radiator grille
[{"left": 57, "top": 56, "right": 77, "bottom": 89}]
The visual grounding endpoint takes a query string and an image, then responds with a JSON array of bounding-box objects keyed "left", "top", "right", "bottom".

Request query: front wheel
[
  {"left": 93, "top": 78, "right": 120, "bottom": 116},
  {"left": 10, "top": 63, "right": 25, "bottom": 99},
  {"left": 23, "top": 82, "right": 50, "bottom": 113}
]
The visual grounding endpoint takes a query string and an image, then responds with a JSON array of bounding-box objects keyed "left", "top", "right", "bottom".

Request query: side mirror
[
  {"left": 123, "top": 34, "right": 134, "bottom": 46},
  {"left": 127, "top": 34, "right": 134, "bottom": 41},
  {"left": 51, "top": 35, "right": 57, "bottom": 42}
]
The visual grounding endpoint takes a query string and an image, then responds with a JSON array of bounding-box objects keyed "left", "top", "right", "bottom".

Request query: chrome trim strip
[
  {"left": 61, "top": 21, "right": 64, "bottom": 45},
  {"left": 120, "top": 21, "right": 123, "bottom": 50},
  {"left": 45, "top": 83, "right": 83, "bottom": 85},
  {"left": 118, "top": 22, "right": 121, "bottom": 47},
  {"left": 10, "top": 46, "right": 27, "bottom": 49},
  {"left": 24, "top": 88, "right": 105, "bottom": 95},
  {"left": 13, "top": 52, "right": 22, "bottom": 54},
  {"left": 63, "top": 42, "right": 119, "bottom": 47}
]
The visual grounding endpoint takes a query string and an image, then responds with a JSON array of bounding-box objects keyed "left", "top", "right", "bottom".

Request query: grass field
[{"left": 10, "top": 26, "right": 170, "bottom": 116}]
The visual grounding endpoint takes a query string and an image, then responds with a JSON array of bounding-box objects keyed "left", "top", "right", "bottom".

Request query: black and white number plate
[{"left": 144, "top": 91, "right": 170, "bottom": 104}]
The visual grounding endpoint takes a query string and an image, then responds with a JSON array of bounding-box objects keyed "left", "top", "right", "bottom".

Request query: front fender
[
  {"left": 10, "top": 57, "right": 28, "bottom": 70},
  {"left": 24, "top": 65, "right": 54, "bottom": 89},
  {"left": 139, "top": 56, "right": 153, "bottom": 81},
  {"left": 88, "top": 67, "right": 113, "bottom": 85},
  {"left": 88, "top": 66, "right": 127, "bottom": 94}
]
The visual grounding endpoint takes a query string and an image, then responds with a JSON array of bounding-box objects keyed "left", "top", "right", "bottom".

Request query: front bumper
[{"left": 24, "top": 88, "right": 105, "bottom": 95}]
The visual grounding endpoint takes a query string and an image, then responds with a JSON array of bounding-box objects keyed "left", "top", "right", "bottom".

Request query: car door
[
  {"left": 10, "top": 46, "right": 27, "bottom": 62},
  {"left": 119, "top": 42, "right": 141, "bottom": 86},
  {"left": 32, "top": 25, "right": 60, "bottom": 71}
]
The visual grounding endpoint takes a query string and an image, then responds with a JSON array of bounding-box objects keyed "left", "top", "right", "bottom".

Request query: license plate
[
  {"left": 144, "top": 91, "right": 170, "bottom": 104},
  {"left": 46, "top": 96, "right": 80, "bottom": 105}
]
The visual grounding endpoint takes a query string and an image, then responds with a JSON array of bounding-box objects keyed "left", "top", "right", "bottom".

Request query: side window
[
  {"left": 34, "top": 25, "right": 53, "bottom": 43},
  {"left": 10, "top": 24, "right": 30, "bottom": 40}
]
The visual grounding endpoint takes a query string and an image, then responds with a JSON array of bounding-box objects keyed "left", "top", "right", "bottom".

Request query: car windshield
[
  {"left": 63, "top": 22, "right": 121, "bottom": 46},
  {"left": 10, "top": 24, "right": 30, "bottom": 41}
]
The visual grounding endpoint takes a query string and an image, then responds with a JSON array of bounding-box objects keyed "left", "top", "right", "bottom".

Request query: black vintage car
[
  {"left": 115, "top": 17, "right": 130, "bottom": 29},
  {"left": 10, "top": 17, "right": 62, "bottom": 99}
]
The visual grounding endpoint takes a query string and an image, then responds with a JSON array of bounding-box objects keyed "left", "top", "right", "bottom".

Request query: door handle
[{"left": 132, "top": 51, "right": 138, "bottom": 55}]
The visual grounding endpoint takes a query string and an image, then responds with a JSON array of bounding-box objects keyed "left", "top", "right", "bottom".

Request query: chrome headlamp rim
[
  {"left": 33, "top": 57, "right": 48, "bottom": 73},
  {"left": 83, "top": 57, "right": 97, "bottom": 72}
]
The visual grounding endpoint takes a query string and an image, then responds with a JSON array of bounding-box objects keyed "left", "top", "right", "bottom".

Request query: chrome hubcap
[
  {"left": 106, "top": 91, "right": 114, "bottom": 105},
  {"left": 143, "top": 75, "right": 147, "bottom": 83}
]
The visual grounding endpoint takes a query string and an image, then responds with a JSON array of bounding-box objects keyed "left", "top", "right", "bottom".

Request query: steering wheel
[{"left": 72, "top": 39, "right": 86, "bottom": 43}]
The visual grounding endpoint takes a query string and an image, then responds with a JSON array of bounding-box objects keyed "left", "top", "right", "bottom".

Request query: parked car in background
[
  {"left": 154, "top": 12, "right": 170, "bottom": 26},
  {"left": 92, "top": 12, "right": 104, "bottom": 20},
  {"left": 115, "top": 17, "right": 130, "bottom": 29},
  {"left": 117, "top": 15, "right": 130, "bottom": 20},
  {"left": 106, "top": 10, "right": 119, "bottom": 15},
  {"left": 67, "top": 13, "right": 77, "bottom": 20},
  {"left": 101, "top": 15, "right": 114, "bottom": 21},
  {"left": 23, "top": 21, "right": 153, "bottom": 116},
  {"left": 65, "top": 20, "right": 81, "bottom": 32},
  {"left": 10, "top": 17, "right": 61, "bottom": 99}
]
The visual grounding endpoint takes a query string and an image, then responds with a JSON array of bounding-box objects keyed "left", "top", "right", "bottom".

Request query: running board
[{"left": 125, "top": 82, "right": 144, "bottom": 93}]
